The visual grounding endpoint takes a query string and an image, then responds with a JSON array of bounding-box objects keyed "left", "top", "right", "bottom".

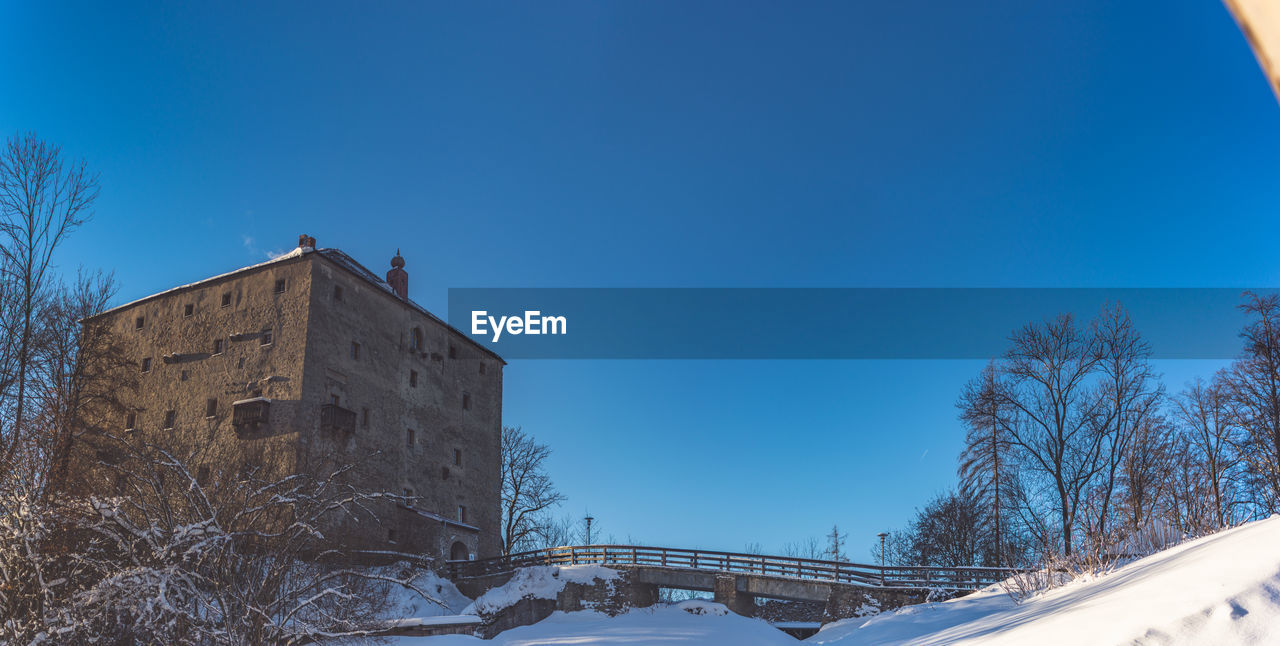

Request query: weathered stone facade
[{"left": 78, "top": 236, "right": 504, "bottom": 561}]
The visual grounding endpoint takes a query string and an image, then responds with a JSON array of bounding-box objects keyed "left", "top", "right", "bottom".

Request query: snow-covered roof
[{"left": 85, "top": 245, "right": 504, "bottom": 363}]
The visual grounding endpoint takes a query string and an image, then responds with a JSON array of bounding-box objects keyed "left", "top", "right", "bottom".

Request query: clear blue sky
[{"left": 3, "top": 1, "right": 1279, "bottom": 560}]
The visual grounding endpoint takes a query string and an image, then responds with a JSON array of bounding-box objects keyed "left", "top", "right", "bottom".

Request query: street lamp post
[
  {"left": 585, "top": 514, "right": 594, "bottom": 545},
  {"left": 877, "top": 532, "right": 889, "bottom": 585}
]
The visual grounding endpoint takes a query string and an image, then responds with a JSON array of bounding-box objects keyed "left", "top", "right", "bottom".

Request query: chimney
[
  {"left": 386, "top": 250, "right": 408, "bottom": 300},
  {"left": 297, "top": 233, "right": 317, "bottom": 249}
]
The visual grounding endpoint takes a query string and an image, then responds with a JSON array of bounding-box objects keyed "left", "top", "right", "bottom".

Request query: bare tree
[
  {"left": 907, "top": 489, "right": 987, "bottom": 567},
  {"left": 781, "top": 536, "right": 823, "bottom": 560},
  {"left": 957, "top": 360, "right": 1014, "bottom": 565},
  {"left": 1000, "top": 313, "right": 1105, "bottom": 557},
  {"left": 1172, "top": 376, "right": 1243, "bottom": 529},
  {"left": 1086, "top": 303, "right": 1161, "bottom": 550},
  {"left": 500, "top": 426, "right": 566, "bottom": 554},
  {"left": 1221, "top": 292, "right": 1280, "bottom": 513},
  {"left": 1, "top": 434, "right": 441, "bottom": 645},
  {"left": 0, "top": 132, "right": 98, "bottom": 465},
  {"left": 825, "top": 525, "right": 848, "bottom": 562}
]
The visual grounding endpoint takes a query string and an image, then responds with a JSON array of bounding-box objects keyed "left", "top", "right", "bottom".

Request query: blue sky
[{"left": 3, "top": 1, "right": 1279, "bottom": 559}]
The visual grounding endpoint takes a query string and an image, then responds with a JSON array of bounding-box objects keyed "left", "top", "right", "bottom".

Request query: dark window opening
[
  {"left": 141, "top": 357, "right": 151, "bottom": 373},
  {"left": 274, "top": 278, "right": 286, "bottom": 293},
  {"left": 333, "top": 284, "right": 343, "bottom": 301},
  {"left": 330, "top": 394, "right": 340, "bottom": 405},
  {"left": 410, "top": 327, "right": 423, "bottom": 352},
  {"left": 135, "top": 316, "right": 145, "bottom": 330},
  {"left": 403, "top": 487, "right": 413, "bottom": 499},
  {"left": 457, "top": 505, "right": 467, "bottom": 523},
  {"left": 406, "top": 428, "right": 415, "bottom": 447},
  {"left": 205, "top": 398, "right": 218, "bottom": 418},
  {"left": 448, "top": 345, "right": 457, "bottom": 359},
  {"left": 163, "top": 410, "right": 176, "bottom": 430},
  {"left": 213, "top": 338, "right": 224, "bottom": 355},
  {"left": 183, "top": 303, "right": 194, "bottom": 317},
  {"left": 361, "top": 407, "right": 370, "bottom": 428},
  {"left": 350, "top": 342, "right": 360, "bottom": 360},
  {"left": 260, "top": 329, "right": 273, "bottom": 346},
  {"left": 320, "top": 403, "right": 356, "bottom": 435},
  {"left": 442, "top": 466, "right": 449, "bottom": 480},
  {"left": 409, "top": 370, "right": 418, "bottom": 387},
  {"left": 387, "top": 529, "right": 398, "bottom": 543},
  {"left": 125, "top": 412, "right": 136, "bottom": 430},
  {"left": 462, "top": 392, "right": 471, "bottom": 410},
  {"left": 221, "top": 292, "right": 231, "bottom": 307},
  {"left": 454, "top": 448, "right": 462, "bottom": 467}
]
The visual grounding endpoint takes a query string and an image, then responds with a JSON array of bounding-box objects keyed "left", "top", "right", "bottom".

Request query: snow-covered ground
[
  {"left": 814, "top": 515, "right": 1280, "bottom": 645},
  {"left": 382, "top": 600, "right": 797, "bottom": 646},
  {"left": 379, "top": 516, "right": 1280, "bottom": 644}
]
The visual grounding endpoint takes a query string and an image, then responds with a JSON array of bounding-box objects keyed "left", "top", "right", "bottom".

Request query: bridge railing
[{"left": 446, "top": 544, "right": 1024, "bottom": 590}]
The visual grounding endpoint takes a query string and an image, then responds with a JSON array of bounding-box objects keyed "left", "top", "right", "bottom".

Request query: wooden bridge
[{"left": 447, "top": 544, "right": 1018, "bottom": 591}]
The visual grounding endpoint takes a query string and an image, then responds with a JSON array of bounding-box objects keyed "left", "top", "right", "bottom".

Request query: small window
[
  {"left": 410, "top": 327, "right": 423, "bottom": 352},
  {"left": 212, "top": 338, "right": 224, "bottom": 355},
  {"left": 274, "top": 278, "right": 286, "bottom": 293},
  {"left": 462, "top": 392, "right": 471, "bottom": 410},
  {"left": 409, "top": 370, "right": 418, "bottom": 387},
  {"left": 330, "top": 394, "right": 340, "bottom": 405},
  {"left": 350, "top": 342, "right": 360, "bottom": 360},
  {"left": 454, "top": 448, "right": 462, "bottom": 467},
  {"left": 333, "top": 285, "right": 343, "bottom": 301},
  {"left": 406, "top": 428, "right": 415, "bottom": 448},
  {"left": 141, "top": 357, "right": 151, "bottom": 373},
  {"left": 221, "top": 292, "right": 231, "bottom": 307},
  {"left": 387, "top": 529, "right": 398, "bottom": 543},
  {"left": 183, "top": 303, "right": 194, "bottom": 317},
  {"left": 135, "top": 316, "right": 145, "bottom": 330},
  {"left": 125, "top": 412, "right": 136, "bottom": 430},
  {"left": 442, "top": 466, "right": 450, "bottom": 480},
  {"left": 260, "top": 329, "right": 273, "bottom": 346},
  {"left": 457, "top": 505, "right": 467, "bottom": 523},
  {"left": 361, "top": 407, "right": 370, "bottom": 428},
  {"left": 163, "top": 410, "right": 176, "bottom": 430},
  {"left": 205, "top": 398, "right": 218, "bottom": 418},
  {"left": 403, "top": 487, "right": 414, "bottom": 498},
  {"left": 448, "top": 345, "right": 457, "bottom": 359}
]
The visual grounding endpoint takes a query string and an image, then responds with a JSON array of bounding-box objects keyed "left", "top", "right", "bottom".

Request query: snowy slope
[{"left": 814, "top": 515, "right": 1280, "bottom": 645}]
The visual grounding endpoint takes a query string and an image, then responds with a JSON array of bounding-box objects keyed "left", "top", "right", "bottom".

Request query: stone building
[{"left": 79, "top": 234, "right": 504, "bottom": 561}]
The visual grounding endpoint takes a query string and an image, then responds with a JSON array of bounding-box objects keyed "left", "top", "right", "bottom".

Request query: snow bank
[
  {"left": 382, "top": 604, "right": 796, "bottom": 645},
  {"left": 461, "top": 566, "right": 620, "bottom": 616},
  {"left": 382, "top": 569, "right": 474, "bottom": 624},
  {"left": 813, "top": 515, "right": 1280, "bottom": 645}
]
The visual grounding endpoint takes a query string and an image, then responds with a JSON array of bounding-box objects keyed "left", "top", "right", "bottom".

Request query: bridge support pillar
[
  {"left": 713, "top": 574, "right": 755, "bottom": 617},
  {"left": 822, "top": 586, "right": 876, "bottom": 625}
]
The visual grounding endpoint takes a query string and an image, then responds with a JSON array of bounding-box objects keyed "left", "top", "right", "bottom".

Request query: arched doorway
[{"left": 450, "top": 541, "right": 470, "bottom": 561}]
